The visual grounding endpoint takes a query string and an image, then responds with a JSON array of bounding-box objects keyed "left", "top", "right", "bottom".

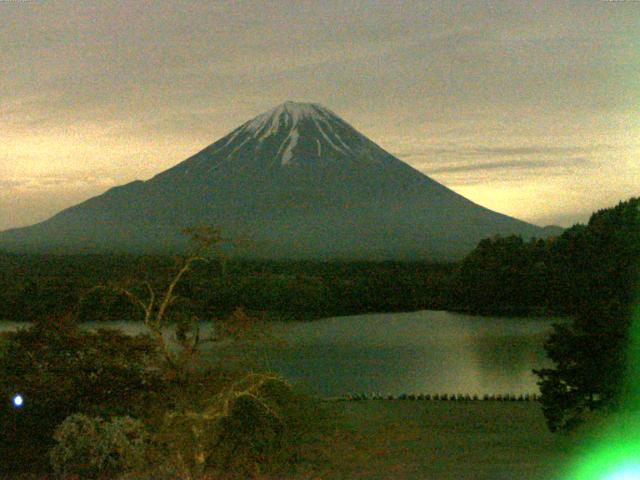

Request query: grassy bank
[
  {"left": 297, "top": 401, "right": 574, "bottom": 480},
  {"left": 0, "top": 401, "right": 581, "bottom": 479}
]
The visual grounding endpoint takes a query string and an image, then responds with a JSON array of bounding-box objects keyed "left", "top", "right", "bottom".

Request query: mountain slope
[{"left": 0, "top": 101, "right": 557, "bottom": 259}]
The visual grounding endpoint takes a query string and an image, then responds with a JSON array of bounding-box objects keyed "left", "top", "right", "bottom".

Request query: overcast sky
[{"left": 1, "top": 0, "right": 638, "bottom": 231}]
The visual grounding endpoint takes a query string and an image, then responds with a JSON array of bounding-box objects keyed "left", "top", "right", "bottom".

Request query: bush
[
  {"left": 0, "top": 316, "right": 162, "bottom": 473},
  {"left": 0, "top": 230, "right": 332, "bottom": 479},
  {"left": 49, "top": 414, "right": 147, "bottom": 479},
  {"left": 152, "top": 375, "right": 323, "bottom": 479},
  {"left": 212, "top": 376, "right": 320, "bottom": 476}
]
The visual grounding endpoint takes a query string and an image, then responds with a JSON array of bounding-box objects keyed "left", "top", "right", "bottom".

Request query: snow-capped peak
[
  {"left": 243, "top": 101, "right": 330, "bottom": 138},
  {"left": 182, "top": 100, "right": 387, "bottom": 170},
  {"left": 232, "top": 101, "right": 361, "bottom": 165}
]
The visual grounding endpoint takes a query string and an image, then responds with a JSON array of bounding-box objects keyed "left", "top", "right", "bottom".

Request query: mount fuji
[{"left": 0, "top": 101, "right": 559, "bottom": 259}]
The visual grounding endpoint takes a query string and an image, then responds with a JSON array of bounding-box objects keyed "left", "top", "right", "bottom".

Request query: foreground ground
[
  {"left": 4, "top": 401, "right": 577, "bottom": 479},
  {"left": 299, "top": 400, "right": 574, "bottom": 480}
]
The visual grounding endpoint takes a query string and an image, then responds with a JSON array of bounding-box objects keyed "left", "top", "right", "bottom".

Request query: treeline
[
  {"left": 0, "top": 255, "right": 456, "bottom": 323},
  {"left": 452, "top": 197, "right": 639, "bottom": 318},
  {"left": 533, "top": 197, "right": 639, "bottom": 431},
  {"left": 1, "top": 197, "right": 637, "bottom": 324},
  {"left": 445, "top": 197, "right": 639, "bottom": 430}
]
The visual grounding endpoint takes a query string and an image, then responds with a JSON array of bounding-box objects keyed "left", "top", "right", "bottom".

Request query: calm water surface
[
  {"left": 0, "top": 310, "right": 559, "bottom": 397},
  {"left": 260, "top": 311, "right": 558, "bottom": 397}
]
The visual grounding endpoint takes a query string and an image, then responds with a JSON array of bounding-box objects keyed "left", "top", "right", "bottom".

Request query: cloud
[
  {"left": 394, "top": 145, "right": 604, "bottom": 159},
  {"left": 0, "top": 174, "right": 117, "bottom": 193},
  {"left": 0, "top": 1, "right": 637, "bottom": 231},
  {"left": 0, "top": 173, "right": 120, "bottom": 230},
  {"left": 425, "top": 157, "right": 593, "bottom": 175},
  {"left": 0, "top": 179, "right": 28, "bottom": 189},
  {"left": 464, "top": 146, "right": 590, "bottom": 157}
]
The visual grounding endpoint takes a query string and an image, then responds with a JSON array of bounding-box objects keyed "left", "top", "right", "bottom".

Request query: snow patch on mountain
[
  {"left": 227, "top": 135, "right": 253, "bottom": 157},
  {"left": 243, "top": 101, "right": 327, "bottom": 139},
  {"left": 226, "top": 101, "right": 366, "bottom": 165},
  {"left": 280, "top": 128, "right": 299, "bottom": 165},
  {"left": 312, "top": 116, "right": 347, "bottom": 154}
]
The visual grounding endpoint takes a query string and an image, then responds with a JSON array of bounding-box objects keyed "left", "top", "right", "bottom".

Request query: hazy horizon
[{"left": 2, "top": 1, "right": 638, "bottom": 231}]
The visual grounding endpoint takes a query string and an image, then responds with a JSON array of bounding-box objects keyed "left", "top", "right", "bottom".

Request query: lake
[{"left": 0, "top": 310, "right": 559, "bottom": 398}]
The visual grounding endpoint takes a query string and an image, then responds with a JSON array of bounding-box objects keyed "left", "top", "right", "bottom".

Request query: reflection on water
[
  {"left": 260, "top": 310, "right": 559, "bottom": 397},
  {"left": 0, "top": 310, "right": 561, "bottom": 397}
]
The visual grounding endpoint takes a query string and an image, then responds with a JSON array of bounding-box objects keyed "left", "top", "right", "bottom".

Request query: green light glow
[
  {"left": 603, "top": 463, "right": 640, "bottom": 480},
  {"left": 564, "top": 303, "right": 640, "bottom": 480}
]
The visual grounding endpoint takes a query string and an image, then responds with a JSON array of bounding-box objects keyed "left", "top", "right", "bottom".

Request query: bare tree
[{"left": 85, "top": 226, "right": 223, "bottom": 370}]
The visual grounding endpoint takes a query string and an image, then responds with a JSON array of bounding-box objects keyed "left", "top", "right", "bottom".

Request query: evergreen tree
[{"left": 535, "top": 198, "right": 640, "bottom": 431}]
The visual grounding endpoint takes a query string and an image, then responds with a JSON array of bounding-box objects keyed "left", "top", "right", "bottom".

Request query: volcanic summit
[{"left": 0, "top": 101, "right": 556, "bottom": 259}]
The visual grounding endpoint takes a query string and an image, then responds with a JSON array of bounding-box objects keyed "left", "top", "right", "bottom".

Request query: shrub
[
  {"left": 50, "top": 414, "right": 100, "bottom": 478},
  {"left": 0, "top": 316, "right": 162, "bottom": 473},
  {"left": 49, "top": 414, "right": 147, "bottom": 479},
  {"left": 212, "top": 376, "right": 319, "bottom": 476},
  {"left": 153, "top": 375, "right": 322, "bottom": 479}
]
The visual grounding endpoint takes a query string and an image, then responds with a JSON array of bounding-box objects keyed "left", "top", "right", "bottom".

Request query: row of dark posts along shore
[{"left": 333, "top": 393, "right": 541, "bottom": 402}]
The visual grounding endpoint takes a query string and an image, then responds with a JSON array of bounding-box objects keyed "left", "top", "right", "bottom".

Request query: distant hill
[{"left": 0, "top": 101, "right": 560, "bottom": 259}]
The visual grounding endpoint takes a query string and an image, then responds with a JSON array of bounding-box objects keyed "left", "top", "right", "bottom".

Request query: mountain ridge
[{"left": 0, "top": 101, "right": 561, "bottom": 259}]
